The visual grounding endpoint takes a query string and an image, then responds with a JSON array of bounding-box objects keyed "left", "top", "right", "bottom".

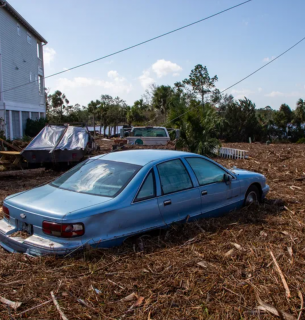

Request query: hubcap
[{"left": 246, "top": 191, "right": 258, "bottom": 205}]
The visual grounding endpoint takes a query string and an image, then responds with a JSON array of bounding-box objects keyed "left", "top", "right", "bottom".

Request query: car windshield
[
  {"left": 132, "top": 128, "right": 167, "bottom": 137},
  {"left": 50, "top": 159, "right": 141, "bottom": 197}
]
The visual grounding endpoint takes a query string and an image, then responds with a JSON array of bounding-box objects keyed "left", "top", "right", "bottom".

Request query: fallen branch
[
  {"left": 270, "top": 251, "right": 291, "bottom": 298},
  {"left": 297, "top": 291, "right": 303, "bottom": 320},
  {"left": 247, "top": 282, "right": 296, "bottom": 320},
  {"left": 51, "top": 291, "right": 68, "bottom": 320},
  {"left": 0, "top": 296, "right": 22, "bottom": 310},
  {"left": 17, "top": 299, "right": 52, "bottom": 316}
]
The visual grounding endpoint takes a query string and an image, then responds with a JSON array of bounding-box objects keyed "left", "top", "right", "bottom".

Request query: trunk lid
[{"left": 4, "top": 184, "right": 112, "bottom": 236}]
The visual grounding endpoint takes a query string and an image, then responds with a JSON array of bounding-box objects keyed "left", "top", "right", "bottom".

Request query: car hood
[
  {"left": 5, "top": 184, "right": 112, "bottom": 218},
  {"left": 231, "top": 168, "right": 264, "bottom": 179}
]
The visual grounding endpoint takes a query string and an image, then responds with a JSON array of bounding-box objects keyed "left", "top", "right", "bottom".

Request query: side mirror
[{"left": 224, "top": 173, "right": 232, "bottom": 185}]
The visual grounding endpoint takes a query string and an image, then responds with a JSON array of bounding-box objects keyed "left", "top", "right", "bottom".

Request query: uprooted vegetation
[{"left": 0, "top": 143, "right": 304, "bottom": 319}]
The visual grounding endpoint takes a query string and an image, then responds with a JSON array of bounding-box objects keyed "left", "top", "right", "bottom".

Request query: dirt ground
[{"left": 0, "top": 143, "right": 304, "bottom": 319}]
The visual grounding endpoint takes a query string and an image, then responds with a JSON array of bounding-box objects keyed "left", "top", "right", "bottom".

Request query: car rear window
[
  {"left": 50, "top": 159, "right": 141, "bottom": 197},
  {"left": 132, "top": 128, "right": 167, "bottom": 137}
]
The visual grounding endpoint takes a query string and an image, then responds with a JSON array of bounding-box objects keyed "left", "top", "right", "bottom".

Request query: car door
[
  {"left": 156, "top": 159, "right": 201, "bottom": 225},
  {"left": 185, "top": 157, "right": 240, "bottom": 217},
  {"left": 126, "top": 169, "right": 165, "bottom": 233}
]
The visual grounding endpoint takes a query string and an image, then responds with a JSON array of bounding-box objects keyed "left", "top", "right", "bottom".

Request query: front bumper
[
  {"left": 262, "top": 184, "right": 270, "bottom": 200},
  {"left": 0, "top": 220, "right": 82, "bottom": 256}
]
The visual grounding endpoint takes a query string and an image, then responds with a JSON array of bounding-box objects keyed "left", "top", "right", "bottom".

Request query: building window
[
  {"left": 27, "top": 33, "right": 32, "bottom": 44},
  {"left": 37, "top": 42, "right": 42, "bottom": 59},
  {"left": 5, "top": 111, "right": 10, "bottom": 140},
  {"left": 38, "top": 75, "right": 43, "bottom": 95},
  {"left": 12, "top": 111, "right": 21, "bottom": 139},
  {"left": 31, "top": 112, "right": 39, "bottom": 120},
  {"left": 17, "top": 23, "right": 20, "bottom": 36},
  {"left": 22, "top": 111, "right": 30, "bottom": 134}
]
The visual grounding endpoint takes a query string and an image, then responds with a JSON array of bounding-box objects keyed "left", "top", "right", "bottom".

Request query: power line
[
  {"left": 0, "top": 0, "right": 252, "bottom": 94},
  {"left": 168, "top": 35, "right": 305, "bottom": 124},
  {"left": 220, "top": 36, "right": 305, "bottom": 93}
]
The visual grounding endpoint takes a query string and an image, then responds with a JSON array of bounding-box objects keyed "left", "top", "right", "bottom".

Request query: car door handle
[
  {"left": 163, "top": 200, "right": 171, "bottom": 206},
  {"left": 201, "top": 190, "right": 208, "bottom": 196}
]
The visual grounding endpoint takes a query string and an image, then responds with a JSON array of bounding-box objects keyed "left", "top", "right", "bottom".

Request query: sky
[{"left": 7, "top": 0, "right": 305, "bottom": 110}]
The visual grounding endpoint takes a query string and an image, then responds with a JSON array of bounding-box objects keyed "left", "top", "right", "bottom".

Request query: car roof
[{"left": 98, "top": 149, "right": 197, "bottom": 166}]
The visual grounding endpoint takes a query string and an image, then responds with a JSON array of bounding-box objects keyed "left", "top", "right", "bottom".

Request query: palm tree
[
  {"left": 48, "top": 90, "right": 69, "bottom": 122},
  {"left": 87, "top": 100, "right": 100, "bottom": 135},
  {"left": 177, "top": 102, "right": 222, "bottom": 156}
]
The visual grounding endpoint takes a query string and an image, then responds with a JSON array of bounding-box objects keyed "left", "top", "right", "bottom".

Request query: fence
[{"left": 215, "top": 147, "right": 249, "bottom": 159}]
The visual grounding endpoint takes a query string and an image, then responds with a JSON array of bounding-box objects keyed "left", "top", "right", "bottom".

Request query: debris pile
[{"left": 0, "top": 143, "right": 304, "bottom": 319}]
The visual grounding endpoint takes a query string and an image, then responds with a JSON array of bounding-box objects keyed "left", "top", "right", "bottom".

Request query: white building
[{"left": 0, "top": 0, "right": 47, "bottom": 139}]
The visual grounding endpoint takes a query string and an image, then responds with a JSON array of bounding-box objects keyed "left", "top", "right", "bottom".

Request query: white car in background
[{"left": 126, "top": 126, "right": 171, "bottom": 146}]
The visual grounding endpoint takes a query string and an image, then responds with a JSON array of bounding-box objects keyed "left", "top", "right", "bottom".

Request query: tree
[
  {"left": 183, "top": 65, "right": 218, "bottom": 106},
  {"left": 273, "top": 104, "right": 293, "bottom": 131},
  {"left": 87, "top": 100, "right": 100, "bottom": 134},
  {"left": 47, "top": 90, "right": 70, "bottom": 122},
  {"left": 177, "top": 102, "right": 222, "bottom": 156},
  {"left": 151, "top": 85, "right": 173, "bottom": 122},
  {"left": 221, "top": 97, "right": 261, "bottom": 142},
  {"left": 294, "top": 99, "right": 305, "bottom": 126}
]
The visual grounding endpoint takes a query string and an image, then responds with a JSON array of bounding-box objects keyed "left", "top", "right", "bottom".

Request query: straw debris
[{"left": 0, "top": 143, "right": 304, "bottom": 319}]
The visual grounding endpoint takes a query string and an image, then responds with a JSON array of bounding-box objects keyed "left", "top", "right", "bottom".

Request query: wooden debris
[
  {"left": 297, "top": 290, "right": 303, "bottom": 320},
  {"left": 0, "top": 167, "right": 45, "bottom": 177},
  {"left": 270, "top": 251, "right": 291, "bottom": 298},
  {"left": 51, "top": 291, "right": 68, "bottom": 320},
  {"left": 17, "top": 299, "right": 52, "bottom": 316},
  {"left": 0, "top": 296, "right": 22, "bottom": 310},
  {"left": 121, "top": 293, "right": 137, "bottom": 302},
  {"left": 248, "top": 282, "right": 296, "bottom": 320},
  {"left": 224, "top": 248, "right": 235, "bottom": 257}
]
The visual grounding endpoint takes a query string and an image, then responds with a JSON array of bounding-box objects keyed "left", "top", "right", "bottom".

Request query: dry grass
[{"left": 0, "top": 143, "right": 304, "bottom": 319}]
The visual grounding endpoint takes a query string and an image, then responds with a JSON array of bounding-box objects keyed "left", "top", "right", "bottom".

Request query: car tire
[{"left": 244, "top": 185, "right": 260, "bottom": 206}]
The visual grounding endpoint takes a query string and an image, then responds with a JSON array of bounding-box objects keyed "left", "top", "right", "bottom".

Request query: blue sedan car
[{"left": 0, "top": 150, "right": 269, "bottom": 256}]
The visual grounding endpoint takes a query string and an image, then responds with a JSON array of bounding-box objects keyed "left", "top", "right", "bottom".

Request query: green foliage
[
  {"left": 296, "top": 137, "right": 305, "bottom": 144},
  {"left": 175, "top": 102, "right": 222, "bottom": 156},
  {"left": 183, "top": 64, "right": 218, "bottom": 105},
  {"left": 24, "top": 118, "right": 47, "bottom": 137},
  {"left": 220, "top": 98, "right": 261, "bottom": 142},
  {"left": 47, "top": 90, "right": 71, "bottom": 122},
  {"left": 44, "top": 66, "right": 305, "bottom": 147}
]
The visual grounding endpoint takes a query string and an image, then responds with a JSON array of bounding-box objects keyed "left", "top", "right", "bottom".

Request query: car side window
[
  {"left": 135, "top": 170, "right": 155, "bottom": 201},
  {"left": 157, "top": 159, "right": 193, "bottom": 195},
  {"left": 186, "top": 157, "right": 226, "bottom": 186}
]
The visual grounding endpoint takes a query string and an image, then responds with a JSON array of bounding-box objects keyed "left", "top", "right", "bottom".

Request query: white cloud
[
  {"left": 258, "top": 87, "right": 263, "bottom": 92},
  {"left": 230, "top": 89, "right": 254, "bottom": 99},
  {"left": 263, "top": 56, "right": 276, "bottom": 63},
  {"left": 152, "top": 59, "right": 182, "bottom": 78},
  {"left": 44, "top": 47, "right": 56, "bottom": 65},
  {"left": 107, "top": 70, "right": 119, "bottom": 79},
  {"left": 56, "top": 71, "right": 132, "bottom": 94},
  {"left": 265, "top": 91, "right": 284, "bottom": 97},
  {"left": 265, "top": 91, "right": 301, "bottom": 98},
  {"left": 139, "top": 70, "right": 155, "bottom": 89}
]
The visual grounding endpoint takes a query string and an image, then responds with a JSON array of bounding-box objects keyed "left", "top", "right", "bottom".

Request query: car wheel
[{"left": 244, "top": 185, "right": 260, "bottom": 206}]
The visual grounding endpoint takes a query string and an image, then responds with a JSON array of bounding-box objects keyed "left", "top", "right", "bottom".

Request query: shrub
[
  {"left": 24, "top": 118, "right": 47, "bottom": 137},
  {"left": 296, "top": 137, "right": 305, "bottom": 144}
]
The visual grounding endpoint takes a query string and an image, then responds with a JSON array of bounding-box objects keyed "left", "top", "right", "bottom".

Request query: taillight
[
  {"left": 2, "top": 206, "right": 10, "bottom": 220},
  {"left": 42, "top": 221, "right": 84, "bottom": 238}
]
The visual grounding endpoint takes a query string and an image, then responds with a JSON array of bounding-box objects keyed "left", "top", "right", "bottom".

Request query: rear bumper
[{"left": 0, "top": 220, "right": 82, "bottom": 256}]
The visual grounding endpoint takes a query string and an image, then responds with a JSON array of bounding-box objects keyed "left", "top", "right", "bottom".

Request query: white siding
[
  {"left": 0, "top": 8, "right": 45, "bottom": 105},
  {"left": 0, "top": 5, "right": 46, "bottom": 138}
]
